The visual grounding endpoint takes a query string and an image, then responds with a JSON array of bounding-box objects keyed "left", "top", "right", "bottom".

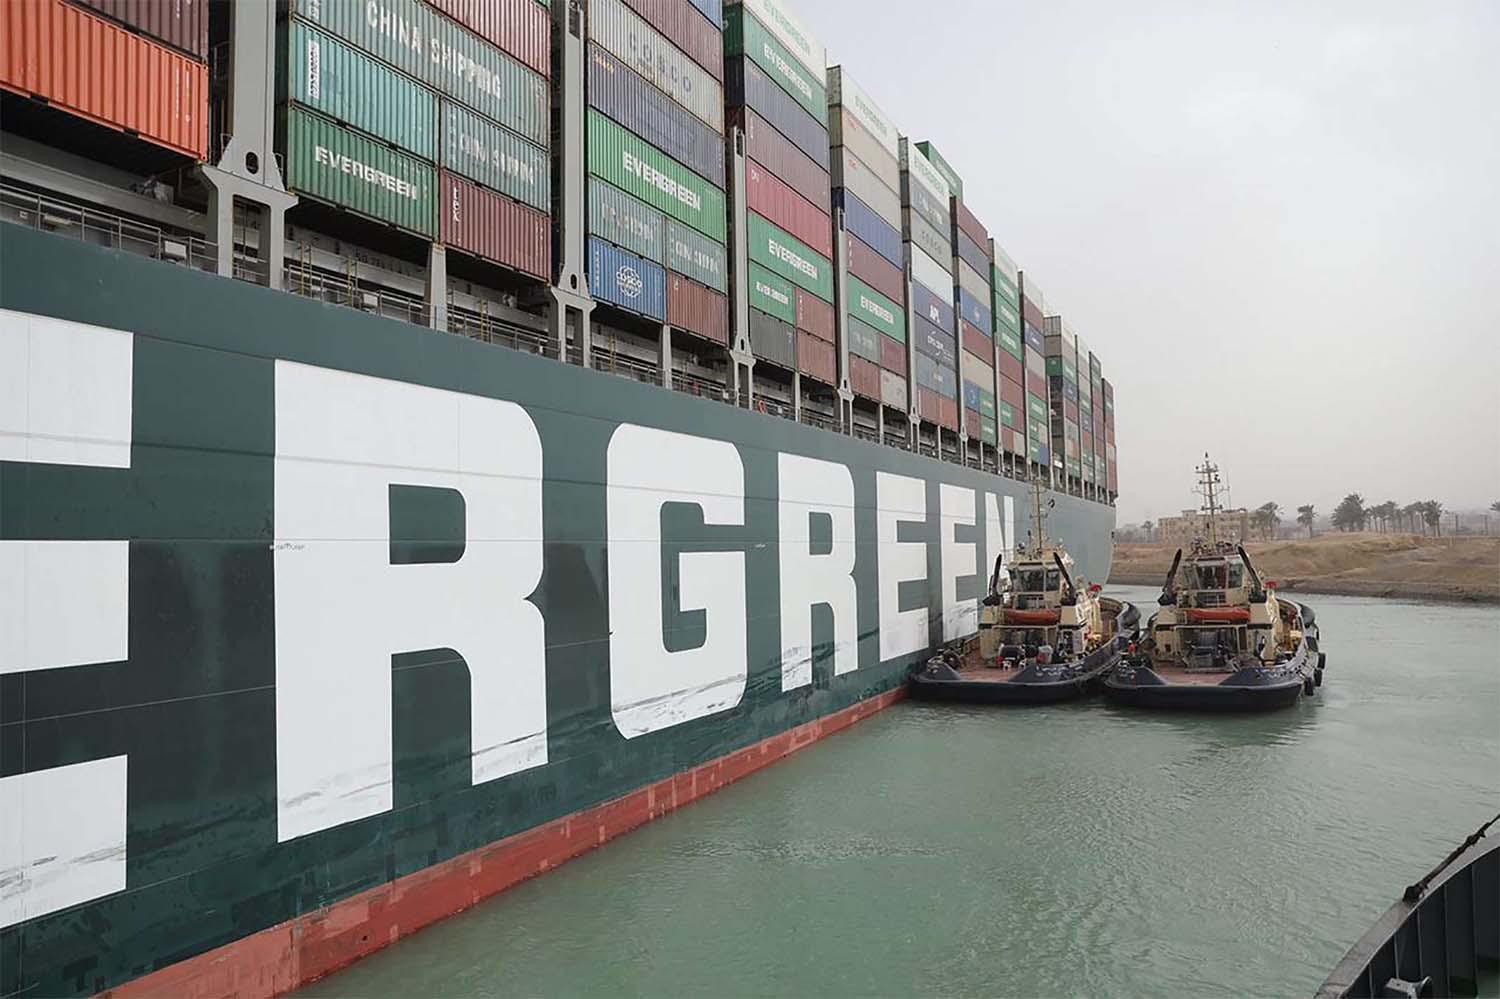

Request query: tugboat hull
[{"left": 910, "top": 655, "right": 1120, "bottom": 705}]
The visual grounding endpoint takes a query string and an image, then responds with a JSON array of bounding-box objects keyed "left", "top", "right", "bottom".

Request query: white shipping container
[
  {"left": 899, "top": 136, "right": 949, "bottom": 206},
  {"left": 907, "top": 242, "right": 951, "bottom": 302},
  {"left": 827, "top": 65, "right": 899, "bottom": 160},
  {"left": 592, "top": 0, "right": 724, "bottom": 132},
  {"left": 961, "top": 348, "right": 992, "bottom": 386},
  {"left": 956, "top": 258, "right": 989, "bottom": 303},
  {"left": 1019, "top": 270, "right": 1045, "bottom": 312},
  {"left": 732, "top": 0, "right": 826, "bottom": 85},
  {"left": 990, "top": 238, "right": 1018, "bottom": 286},
  {"left": 832, "top": 146, "right": 900, "bottom": 225},
  {"left": 829, "top": 108, "right": 900, "bottom": 190}
]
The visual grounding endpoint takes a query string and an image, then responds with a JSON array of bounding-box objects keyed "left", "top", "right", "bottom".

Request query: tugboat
[
  {"left": 1104, "top": 456, "right": 1326, "bottom": 711},
  {"left": 910, "top": 478, "right": 1140, "bottom": 704}
]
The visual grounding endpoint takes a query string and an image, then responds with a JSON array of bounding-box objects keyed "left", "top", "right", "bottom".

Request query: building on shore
[{"left": 1157, "top": 508, "right": 1251, "bottom": 545}]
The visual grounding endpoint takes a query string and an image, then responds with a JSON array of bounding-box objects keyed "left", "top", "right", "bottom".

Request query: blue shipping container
[
  {"left": 690, "top": 0, "right": 722, "bottom": 28},
  {"left": 726, "top": 58, "right": 829, "bottom": 170},
  {"left": 1064, "top": 381, "right": 1079, "bottom": 403},
  {"left": 589, "top": 237, "right": 667, "bottom": 320},
  {"left": 910, "top": 281, "right": 956, "bottom": 335},
  {"left": 963, "top": 380, "right": 983, "bottom": 411},
  {"left": 957, "top": 287, "right": 992, "bottom": 332},
  {"left": 1024, "top": 322, "right": 1045, "bottom": 353},
  {"left": 836, "top": 190, "right": 902, "bottom": 269},
  {"left": 916, "top": 352, "right": 957, "bottom": 395},
  {"left": 912, "top": 315, "right": 957, "bottom": 368},
  {"left": 588, "top": 45, "right": 725, "bottom": 189}
]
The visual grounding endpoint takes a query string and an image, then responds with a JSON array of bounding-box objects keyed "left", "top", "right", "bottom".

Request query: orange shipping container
[
  {"left": 0, "top": 0, "right": 208, "bottom": 160},
  {"left": 668, "top": 273, "right": 729, "bottom": 346}
]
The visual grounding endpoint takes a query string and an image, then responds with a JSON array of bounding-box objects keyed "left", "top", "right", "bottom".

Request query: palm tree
[
  {"left": 1142, "top": 520, "right": 1154, "bottom": 543},
  {"left": 1371, "top": 500, "right": 1399, "bottom": 533},
  {"left": 1403, "top": 501, "right": 1425, "bottom": 535},
  {"left": 1422, "top": 500, "right": 1444, "bottom": 537},
  {"left": 1252, "top": 501, "right": 1282, "bottom": 540},
  {"left": 1332, "top": 493, "right": 1366, "bottom": 532},
  {"left": 1296, "top": 504, "right": 1316, "bottom": 538}
]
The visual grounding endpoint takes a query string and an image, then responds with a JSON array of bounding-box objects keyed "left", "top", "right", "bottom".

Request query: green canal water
[{"left": 298, "top": 587, "right": 1500, "bottom": 998}]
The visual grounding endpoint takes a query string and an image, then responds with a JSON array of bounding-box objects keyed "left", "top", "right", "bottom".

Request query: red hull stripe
[{"left": 97, "top": 687, "right": 907, "bottom": 999}]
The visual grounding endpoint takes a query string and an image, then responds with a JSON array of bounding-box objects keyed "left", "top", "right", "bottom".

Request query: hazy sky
[{"left": 798, "top": 0, "right": 1500, "bottom": 524}]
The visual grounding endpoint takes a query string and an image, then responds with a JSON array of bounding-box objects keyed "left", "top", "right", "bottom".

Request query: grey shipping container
[
  {"left": 901, "top": 170, "right": 949, "bottom": 233},
  {"left": 280, "top": 21, "right": 438, "bottom": 161},
  {"left": 624, "top": 0, "right": 724, "bottom": 81},
  {"left": 690, "top": 0, "right": 723, "bottom": 29},
  {"left": 916, "top": 352, "right": 957, "bottom": 395},
  {"left": 831, "top": 146, "right": 900, "bottom": 226},
  {"left": 956, "top": 258, "right": 989, "bottom": 304},
  {"left": 904, "top": 209, "right": 950, "bottom": 272},
  {"left": 955, "top": 228, "right": 988, "bottom": 280},
  {"left": 590, "top": 0, "right": 724, "bottom": 132},
  {"left": 748, "top": 308, "right": 797, "bottom": 369},
  {"left": 726, "top": 58, "right": 828, "bottom": 170},
  {"left": 441, "top": 101, "right": 549, "bottom": 211},
  {"left": 734, "top": 108, "right": 829, "bottom": 213},
  {"left": 666, "top": 219, "right": 728, "bottom": 293},
  {"left": 828, "top": 109, "right": 899, "bottom": 193},
  {"left": 913, "top": 316, "right": 957, "bottom": 369},
  {"left": 587, "top": 45, "right": 724, "bottom": 188},
  {"left": 846, "top": 316, "right": 882, "bottom": 362},
  {"left": 588, "top": 178, "right": 666, "bottom": 263}
]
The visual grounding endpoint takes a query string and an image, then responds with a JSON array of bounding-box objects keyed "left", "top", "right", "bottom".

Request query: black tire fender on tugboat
[{"left": 1303, "top": 675, "right": 1316, "bottom": 697}]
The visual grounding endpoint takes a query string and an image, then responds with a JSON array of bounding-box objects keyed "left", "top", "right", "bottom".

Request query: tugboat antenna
[{"left": 1195, "top": 454, "right": 1223, "bottom": 545}]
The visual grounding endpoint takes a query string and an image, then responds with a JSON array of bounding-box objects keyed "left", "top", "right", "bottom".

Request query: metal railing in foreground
[{"left": 1316, "top": 813, "right": 1499, "bottom": 999}]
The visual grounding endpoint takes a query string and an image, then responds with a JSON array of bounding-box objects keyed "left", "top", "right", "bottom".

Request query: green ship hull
[{"left": 0, "top": 225, "right": 1113, "bottom": 997}]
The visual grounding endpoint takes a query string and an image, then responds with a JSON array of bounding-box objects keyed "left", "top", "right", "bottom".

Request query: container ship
[{"left": 0, "top": 0, "right": 1119, "bottom": 995}]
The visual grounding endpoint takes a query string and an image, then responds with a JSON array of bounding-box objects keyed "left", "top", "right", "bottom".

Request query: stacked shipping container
[
  {"left": 918, "top": 140, "right": 996, "bottom": 448},
  {"left": 990, "top": 241, "right": 1027, "bottom": 463},
  {"left": 726, "top": 0, "right": 833, "bottom": 382},
  {"left": 1, "top": 0, "right": 209, "bottom": 160},
  {"left": 1077, "top": 331, "right": 1094, "bottom": 489},
  {"left": 1017, "top": 271, "right": 1051, "bottom": 474},
  {"left": 1103, "top": 377, "right": 1117, "bottom": 496},
  {"left": 1043, "top": 315, "right": 1081, "bottom": 485},
  {"left": 828, "top": 66, "right": 906, "bottom": 412},
  {"left": 583, "top": 0, "right": 728, "bottom": 338},
  {"left": 275, "top": 0, "right": 552, "bottom": 278},
  {"left": 901, "top": 139, "right": 959, "bottom": 432}
]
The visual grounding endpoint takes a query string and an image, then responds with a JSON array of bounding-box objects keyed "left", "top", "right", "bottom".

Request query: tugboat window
[
  {"left": 1046, "top": 570, "right": 1061, "bottom": 591},
  {"left": 1227, "top": 563, "right": 1245, "bottom": 588},
  {"left": 1016, "top": 569, "right": 1047, "bottom": 592}
]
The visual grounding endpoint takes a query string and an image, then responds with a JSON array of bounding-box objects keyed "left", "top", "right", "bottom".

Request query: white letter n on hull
[{"left": 274, "top": 362, "right": 547, "bottom": 843}]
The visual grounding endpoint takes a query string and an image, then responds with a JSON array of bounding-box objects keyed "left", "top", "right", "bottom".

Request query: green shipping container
[
  {"left": 286, "top": 0, "right": 547, "bottom": 147},
  {"left": 666, "top": 220, "right": 728, "bottom": 294},
  {"left": 748, "top": 213, "right": 832, "bottom": 302},
  {"left": 1046, "top": 356, "right": 1063, "bottom": 377},
  {"left": 748, "top": 262, "right": 797, "bottom": 324},
  {"left": 981, "top": 415, "right": 998, "bottom": 445},
  {"left": 588, "top": 179, "right": 665, "bottom": 263},
  {"left": 846, "top": 317, "right": 882, "bottom": 362},
  {"left": 1029, "top": 438, "right": 1044, "bottom": 462},
  {"left": 724, "top": 6, "right": 828, "bottom": 128},
  {"left": 283, "top": 108, "right": 436, "bottom": 236},
  {"left": 915, "top": 140, "right": 963, "bottom": 201},
  {"left": 1000, "top": 400, "right": 1017, "bottom": 430},
  {"left": 845, "top": 274, "right": 904, "bottom": 342},
  {"left": 281, "top": 21, "right": 437, "bottom": 161},
  {"left": 1027, "top": 393, "right": 1048, "bottom": 423},
  {"left": 979, "top": 391, "right": 996, "bottom": 420},
  {"left": 1063, "top": 360, "right": 1078, "bottom": 385},
  {"left": 588, "top": 112, "right": 726, "bottom": 243},
  {"left": 441, "top": 102, "right": 549, "bottom": 211},
  {"left": 997, "top": 325, "right": 1023, "bottom": 362}
]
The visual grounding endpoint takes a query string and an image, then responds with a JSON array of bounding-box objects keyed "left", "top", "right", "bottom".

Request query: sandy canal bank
[{"left": 1110, "top": 533, "right": 1500, "bottom": 604}]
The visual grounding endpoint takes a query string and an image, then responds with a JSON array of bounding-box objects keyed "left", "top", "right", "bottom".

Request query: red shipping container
[
  {"left": 916, "top": 387, "right": 942, "bottom": 423},
  {"left": 1022, "top": 296, "right": 1044, "bottom": 329},
  {"left": 1107, "top": 424, "right": 1116, "bottom": 445},
  {"left": 623, "top": 0, "right": 722, "bottom": 80},
  {"left": 1064, "top": 399, "right": 1079, "bottom": 423},
  {"left": 849, "top": 355, "right": 880, "bottom": 400},
  {"left": 998, "top": 349, "right": 1023, "bottom": 385},
  {"left": 964, "top": 406, "right": 983, "bottom": 439},
  {"left": 795, "top": 287, "right": 834, "bottom": 342},
  {"left": 938, "top": 395, "right": 959, "bottom": 431},
  {"left": 960, "top": 322, "right": 991, "bottom": 362},
  {"left": 440, "top": 171, "right": 551, "bottom": 280},
  {"left": 747, "top": 159, "right": 833, "bottom": 258},
  {"left": 733, "top": 108, "right": 831, "bottom": 214},
  {"left": 669, "top": 272, "right": 729, "bottom": 345},
  {"left": 879, "top": 333, "right": 906, "bottom": 376},
  {"left": 426, "top": 0, "right": 551, "bottom": 77},
  {"left": 999, "top": 375, "right": 1024, "bottom": 410},
  {"left": 846, "top": 234, "right": 905, "bottom": 305},
  {"left": 952, "top": 197, "right": 989, "bottom": 249},
  {"left": 1026, "top": 370, "right": 1047, "bottom": 398},
  {"left": 2, "top": 0, "right": 208, "bottom": 159},
  {"left": 797, "top": 330, "right": 836, "bottom": 385},
  {"left": 73, "top": 0, "right": 207, "bottom": 59}
]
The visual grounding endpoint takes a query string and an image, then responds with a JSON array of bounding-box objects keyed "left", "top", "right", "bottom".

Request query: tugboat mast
[{"left": 1195, "top": 454, "right": 1223, "bottom": 545}]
